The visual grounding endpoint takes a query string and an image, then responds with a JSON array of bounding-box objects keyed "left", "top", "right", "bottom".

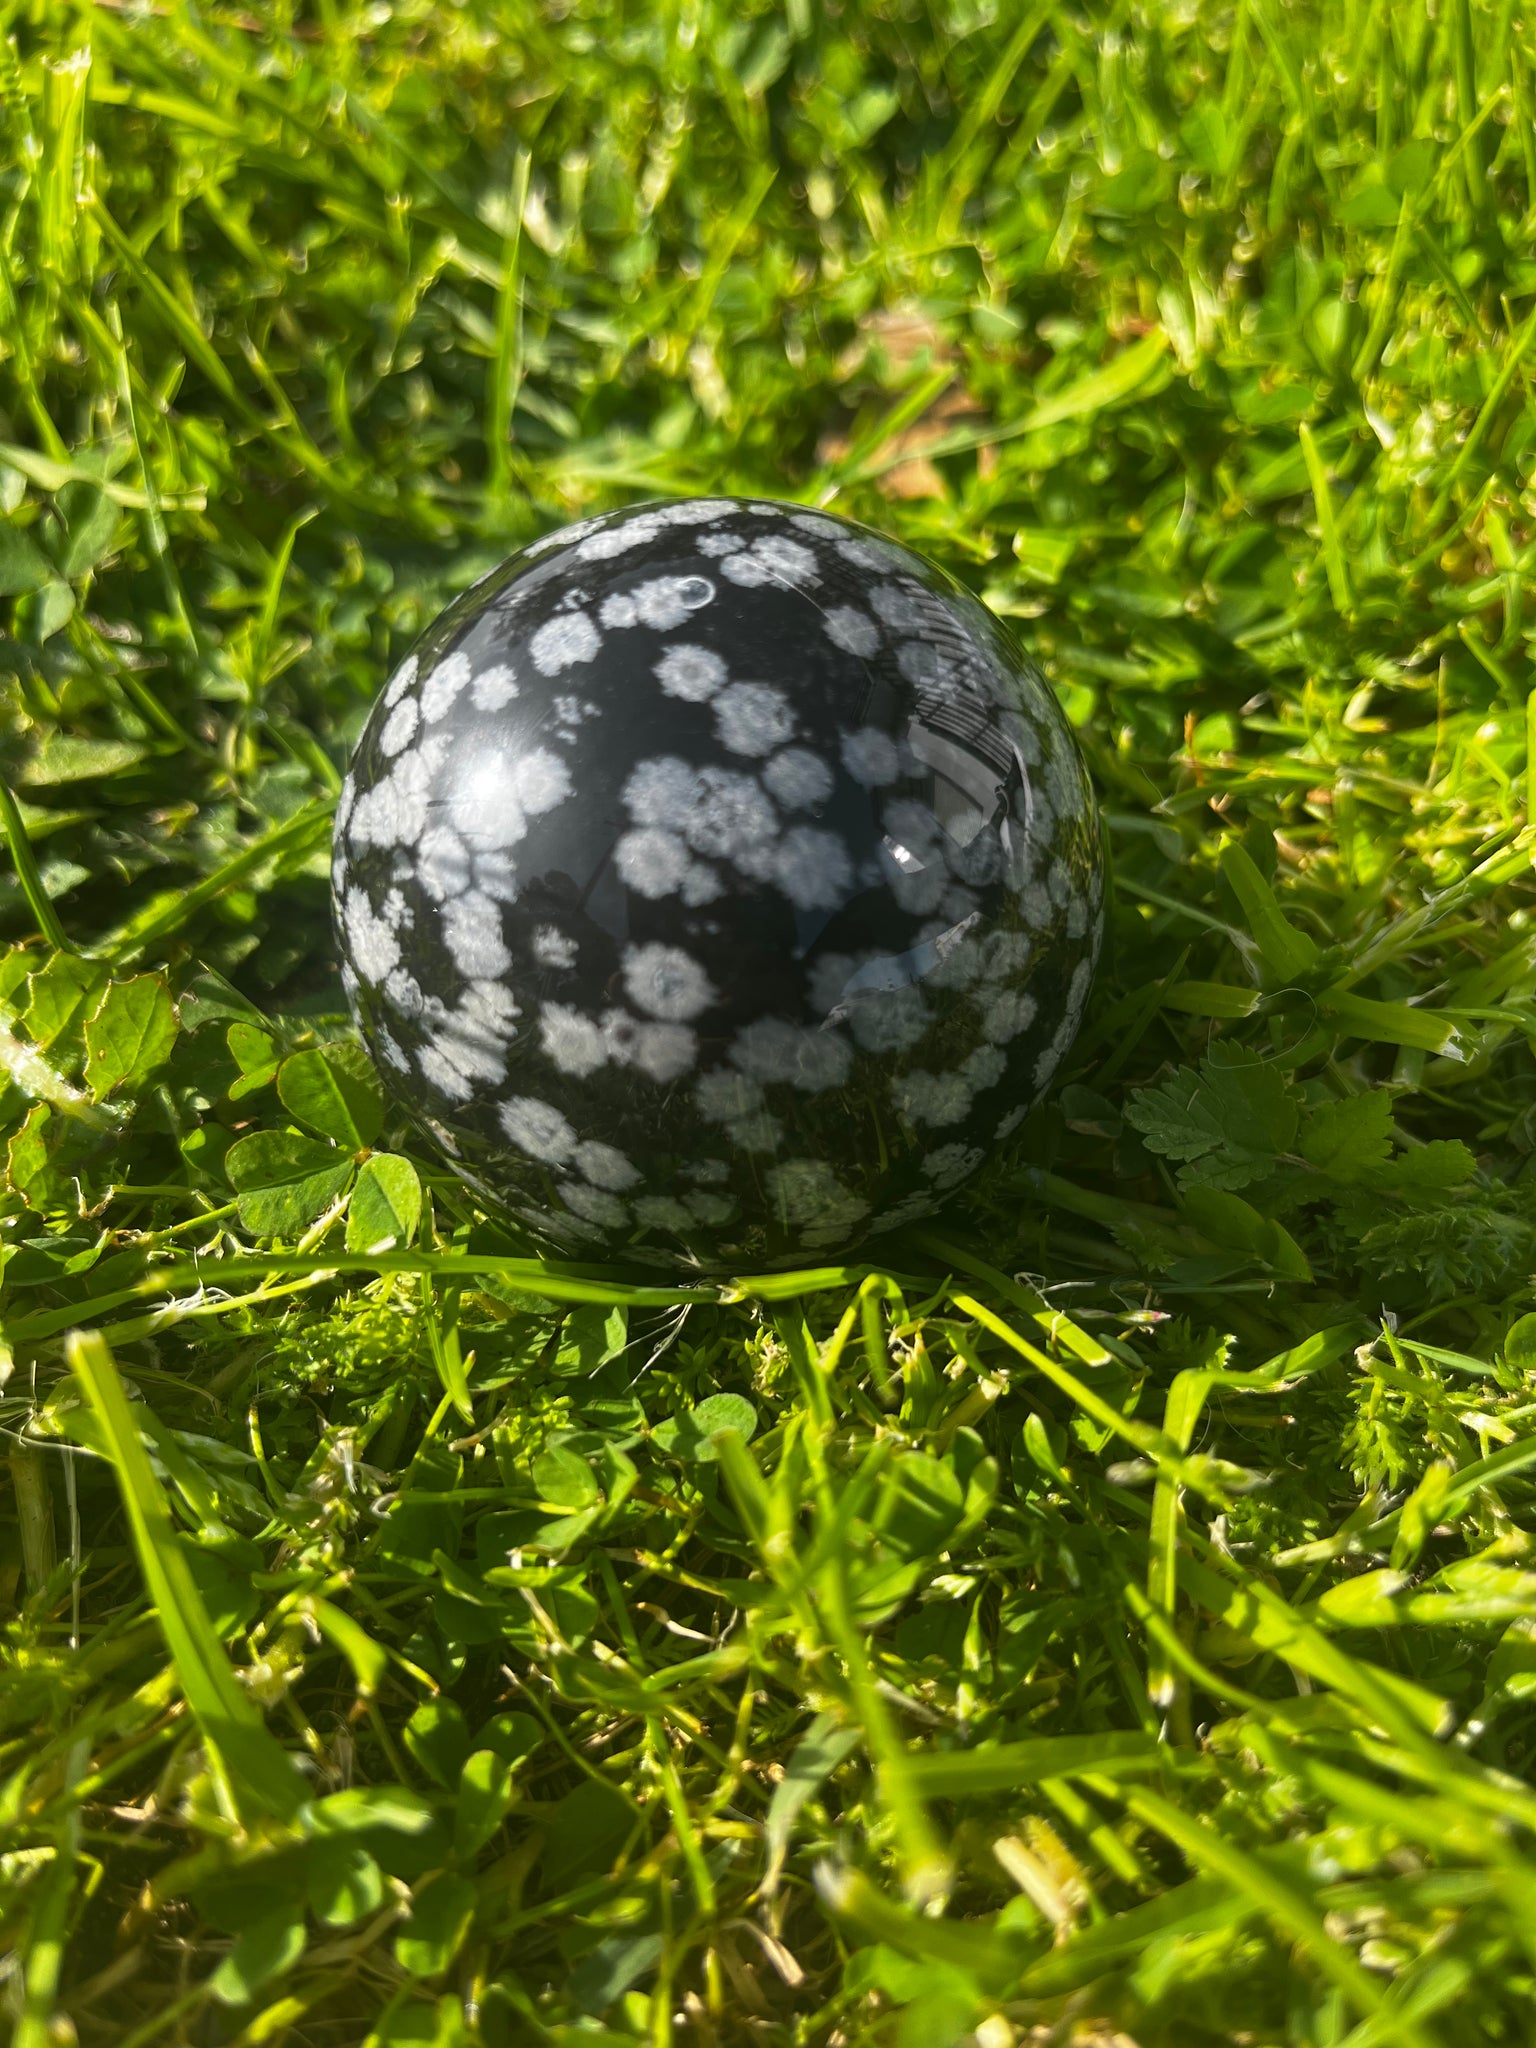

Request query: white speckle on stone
[
  {"left": 983, "top": 931, "right": 1033, "bottom": 981},
  {"left": 559, "top": 1183, "right": 629, "bottom": 1229},
  {"left": 417, "top": 824, "right": 472, "bottom": 902},
  {"left": 772, "top": 827, "right": 852, "bottom": 912},
  {"left": 979, "top": 989, "right": 1037, "bottom": 1042},
  {"left": 657, "top": 498, "right": 735, "bottom": 525},
  {"left": 601, "top": 575, "right": 714, "bottom": 632},
  {"left": 500, "top": 1095, "right": 577, "bottom": 1164},
  {"left": 713, "top": 680, "right": 795, "bottom": 757},
  {"left": 789, "top": 512, "right": 848, "bottom": 540},
  {"left": 418, "top": 1044, "right": 475, "bottom": 1102},
  {"left": 343, "top": 889, "right": 401, "bottom": 984},
  {"left": 633, "top": 1195, "right": 693, "bottom": 1232},
  {"left": 865, "top": 1190, "right": 941, "bottom": 1235},
  {"left": 509, "top": 746, "right": 573, "bottom": 818},
  {"left": 823, "top": 606, "right": 881, "bottom": 658},
  {"left": 762, "top": 748, "right": 833, "bottom": 811},
  {"left": 869, "top": 581, "right": 928, "bottom": 633},
  {"left": 532, "top": 925, "right": 578, "bottom": 970},
  {"left": 996, "top": 1103, "right": 1029, "bottom": 1140},
  {"left": 726, "top": 1110, "right": 784, "bottom": 1152},
  {"left": 894, "top": 1069, "right": 972, "bottom": 1127},
  {"left": 573, "top": 1140, "right": 640, "bottom": 1190},
  {"left": 420, "top": 652, "right": 472, "bottom": 722},
  {"left": 720, "top": 535, "right": 818, "bottom": 588},
  {"left": 730, "top": 1018, "right": 852, "bottom": 1092},
  {"left": 696, "top": 1069, "right": 764, "bottom": 1122},
  {"left": 471, "top": 663, "right": 519, "bottom": 712},
  {"left": 614, "top": 826, "right": 721, "bottom": 904},
  {"left": 378, "top": 1027, "right": 411, "bottom": 1074},
  {"left": 539, "top": 1002, "right": 609, "bottom": 1077},
  {"left": 442, "top": 891, "right": 510, "bottom": 979},
  {"left": 383, "top": 654, "right": 418, "bottom": 707},
  {"left": 685, "top": 1190, "right": 735, "bottom": 1225},
  {"left": 962, "top": 1044, "right": 1006, "bottom": 1092},
  {"left": 623, "top": 754, "right": 701, "bottom": 825},
  {"left": 765, "top": 1158, "right": 868, "bottom": 1233},
  {"left": 847, "top": 983, "right": 929, "bottom": 1053},
  {"left": 1067, "top": 899, "right": 1089, "bottom": 940},
  {"left": 923, "top": 1143, "right": 984, "bottom": 1190},
  {"left": 600, "top": 1010, "right": 697, "bottom": 1083},
  {"left": 574, "top": 513, "right": 666, "bottom": 561},
  {"left": 383, "top": 966, "right": 424, "bottom": 1018},
  {"left": 1032, "top": 1041, "right": 1064, "bottom": 1091},
  {"left": 473, "top": 849, "right": 520, "bottom": 903},
  {"left": 655, "top": 643, "right": 728, "bottom": 701},
  {"left": 380, "top": 698, "right": 419, "bottom": 756},
  {"left": 529, "top": 611, "right": 600, "bottom": 675},
  {"left": 623, "top": 942, "right": 716, "bottom": 1022},
  {"left": 1066, "top": 956, "right": 1093, "bottom": 1017},
  {"left": 840, "top": 727, "right": 901, "bottom": 786}
]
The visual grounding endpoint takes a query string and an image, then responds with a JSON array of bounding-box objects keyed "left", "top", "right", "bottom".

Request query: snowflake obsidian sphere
[{"left": 332, "top": 498, "right": 1103, "bottom": 1271}]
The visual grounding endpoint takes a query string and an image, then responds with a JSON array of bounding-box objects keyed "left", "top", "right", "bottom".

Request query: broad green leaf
[
  {"left": 394, "top": 1872, "right": 476, "bottom": 1979},
  {"left": 403, "top": 1698, "right": 471, "bottom": 1789},
  {"left": 532, "top": 1444, "right": 600, "bottom": 1509},
  {"left": 225, "top": 1126, "right": 354, "bottom": 1234},
  {"left": 226, "top": 1128, "right": 341, "bottom": 1190},
  {"left": 453, "top": 1749, "right": 514, "bottom": 1861},
  {"left": 309, "top": 1785, "right": 436, "bottom": 1836},
  {"left": 17, "top": 734, "right": 148, "bottom": 786},
  {"left": 553, "top": 1302, "right": 629, "bottom": 1374},
  {"left": 0, "top": 522, "right": 52, "bottom": 595},
  {"left": 278, "top": 1040, "right": 384, "bottom": 1148},
  {"left": 1180, "top": 1186, "right": 1311, "bottom": 1280},
  {"left": 55, "top": 480, "right": 122, "bottom": 579},
  {"left": 1505, "top": 1314, "right": 1536, "bottom": 1370},
  {"left": 652, "top": 1391, "right": 758, "bottom": 1461},
  {"left": 307, "top": 1835, "right": 385, "bottom": 1927},
  {"left": 1314, "top": 1569, "right": 1406, "bottom": 1629},
  {"left": 346, "top": 1151, "right": 422, "bottom": 1252},
  {"left": 233, "top": 1161, "right": 354, "bottom": 1236},
  {"left": 83, "top": 974, "right": 178, "bottom": 1100},
  {"left": 209, "top": 1904, "right": 306, "bottom": 2006}
]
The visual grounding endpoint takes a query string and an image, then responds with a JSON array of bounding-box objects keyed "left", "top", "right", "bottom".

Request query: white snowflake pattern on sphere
[{"left": 335, "top": 494, "right": 1102, "bottom": 1272}]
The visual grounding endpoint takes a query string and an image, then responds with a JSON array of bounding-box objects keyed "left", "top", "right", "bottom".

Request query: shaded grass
[{"left": 5, "top": 1, "right": 1536, "bottom": 2043}]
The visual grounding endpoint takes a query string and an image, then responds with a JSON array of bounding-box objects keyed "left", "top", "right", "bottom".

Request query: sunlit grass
[{"left": 5, "top": 2, "right": 1536, "bottom": 2043}]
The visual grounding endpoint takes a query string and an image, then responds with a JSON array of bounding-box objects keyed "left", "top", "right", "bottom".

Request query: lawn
[{"left": 5, "top": 0, "right": 1536, "bottom": 2042}]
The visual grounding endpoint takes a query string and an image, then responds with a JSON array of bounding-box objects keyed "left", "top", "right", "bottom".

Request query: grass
[{"left": 6, "top": 0, "right": 1536, "bottom": 2040}]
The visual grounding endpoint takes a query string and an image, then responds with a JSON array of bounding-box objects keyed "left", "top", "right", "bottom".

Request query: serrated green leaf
[
  {"left": 83, "top": 974, "right": 178, "bottom": 1100},
  {"left": 1301, "top": 1089, "right": 1394, "bottom": 1182},
  {"left": 17, "top": 734, "right": 148, "bottom": 786},
  {"left": 278, "top": 1040, "right": 384, "bottom": 1148},
  {"left": 346, "top": 1151, "right": 421, "bottom": 1252},
  {"left": 1125, "top": 1046, "right": 1300, "bottom": 1190},
  {"left": 24, "top": 951, "right": 110, "bottom": 1056}
]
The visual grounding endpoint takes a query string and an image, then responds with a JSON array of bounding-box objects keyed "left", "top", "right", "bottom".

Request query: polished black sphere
[{"left": 332, "top": 498, "right": 1102, "bottom": 1271}]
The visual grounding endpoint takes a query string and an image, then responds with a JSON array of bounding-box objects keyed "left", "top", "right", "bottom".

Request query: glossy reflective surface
[{"left": 332, "top": 498, "right": 1103, "bottom": 1271}]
